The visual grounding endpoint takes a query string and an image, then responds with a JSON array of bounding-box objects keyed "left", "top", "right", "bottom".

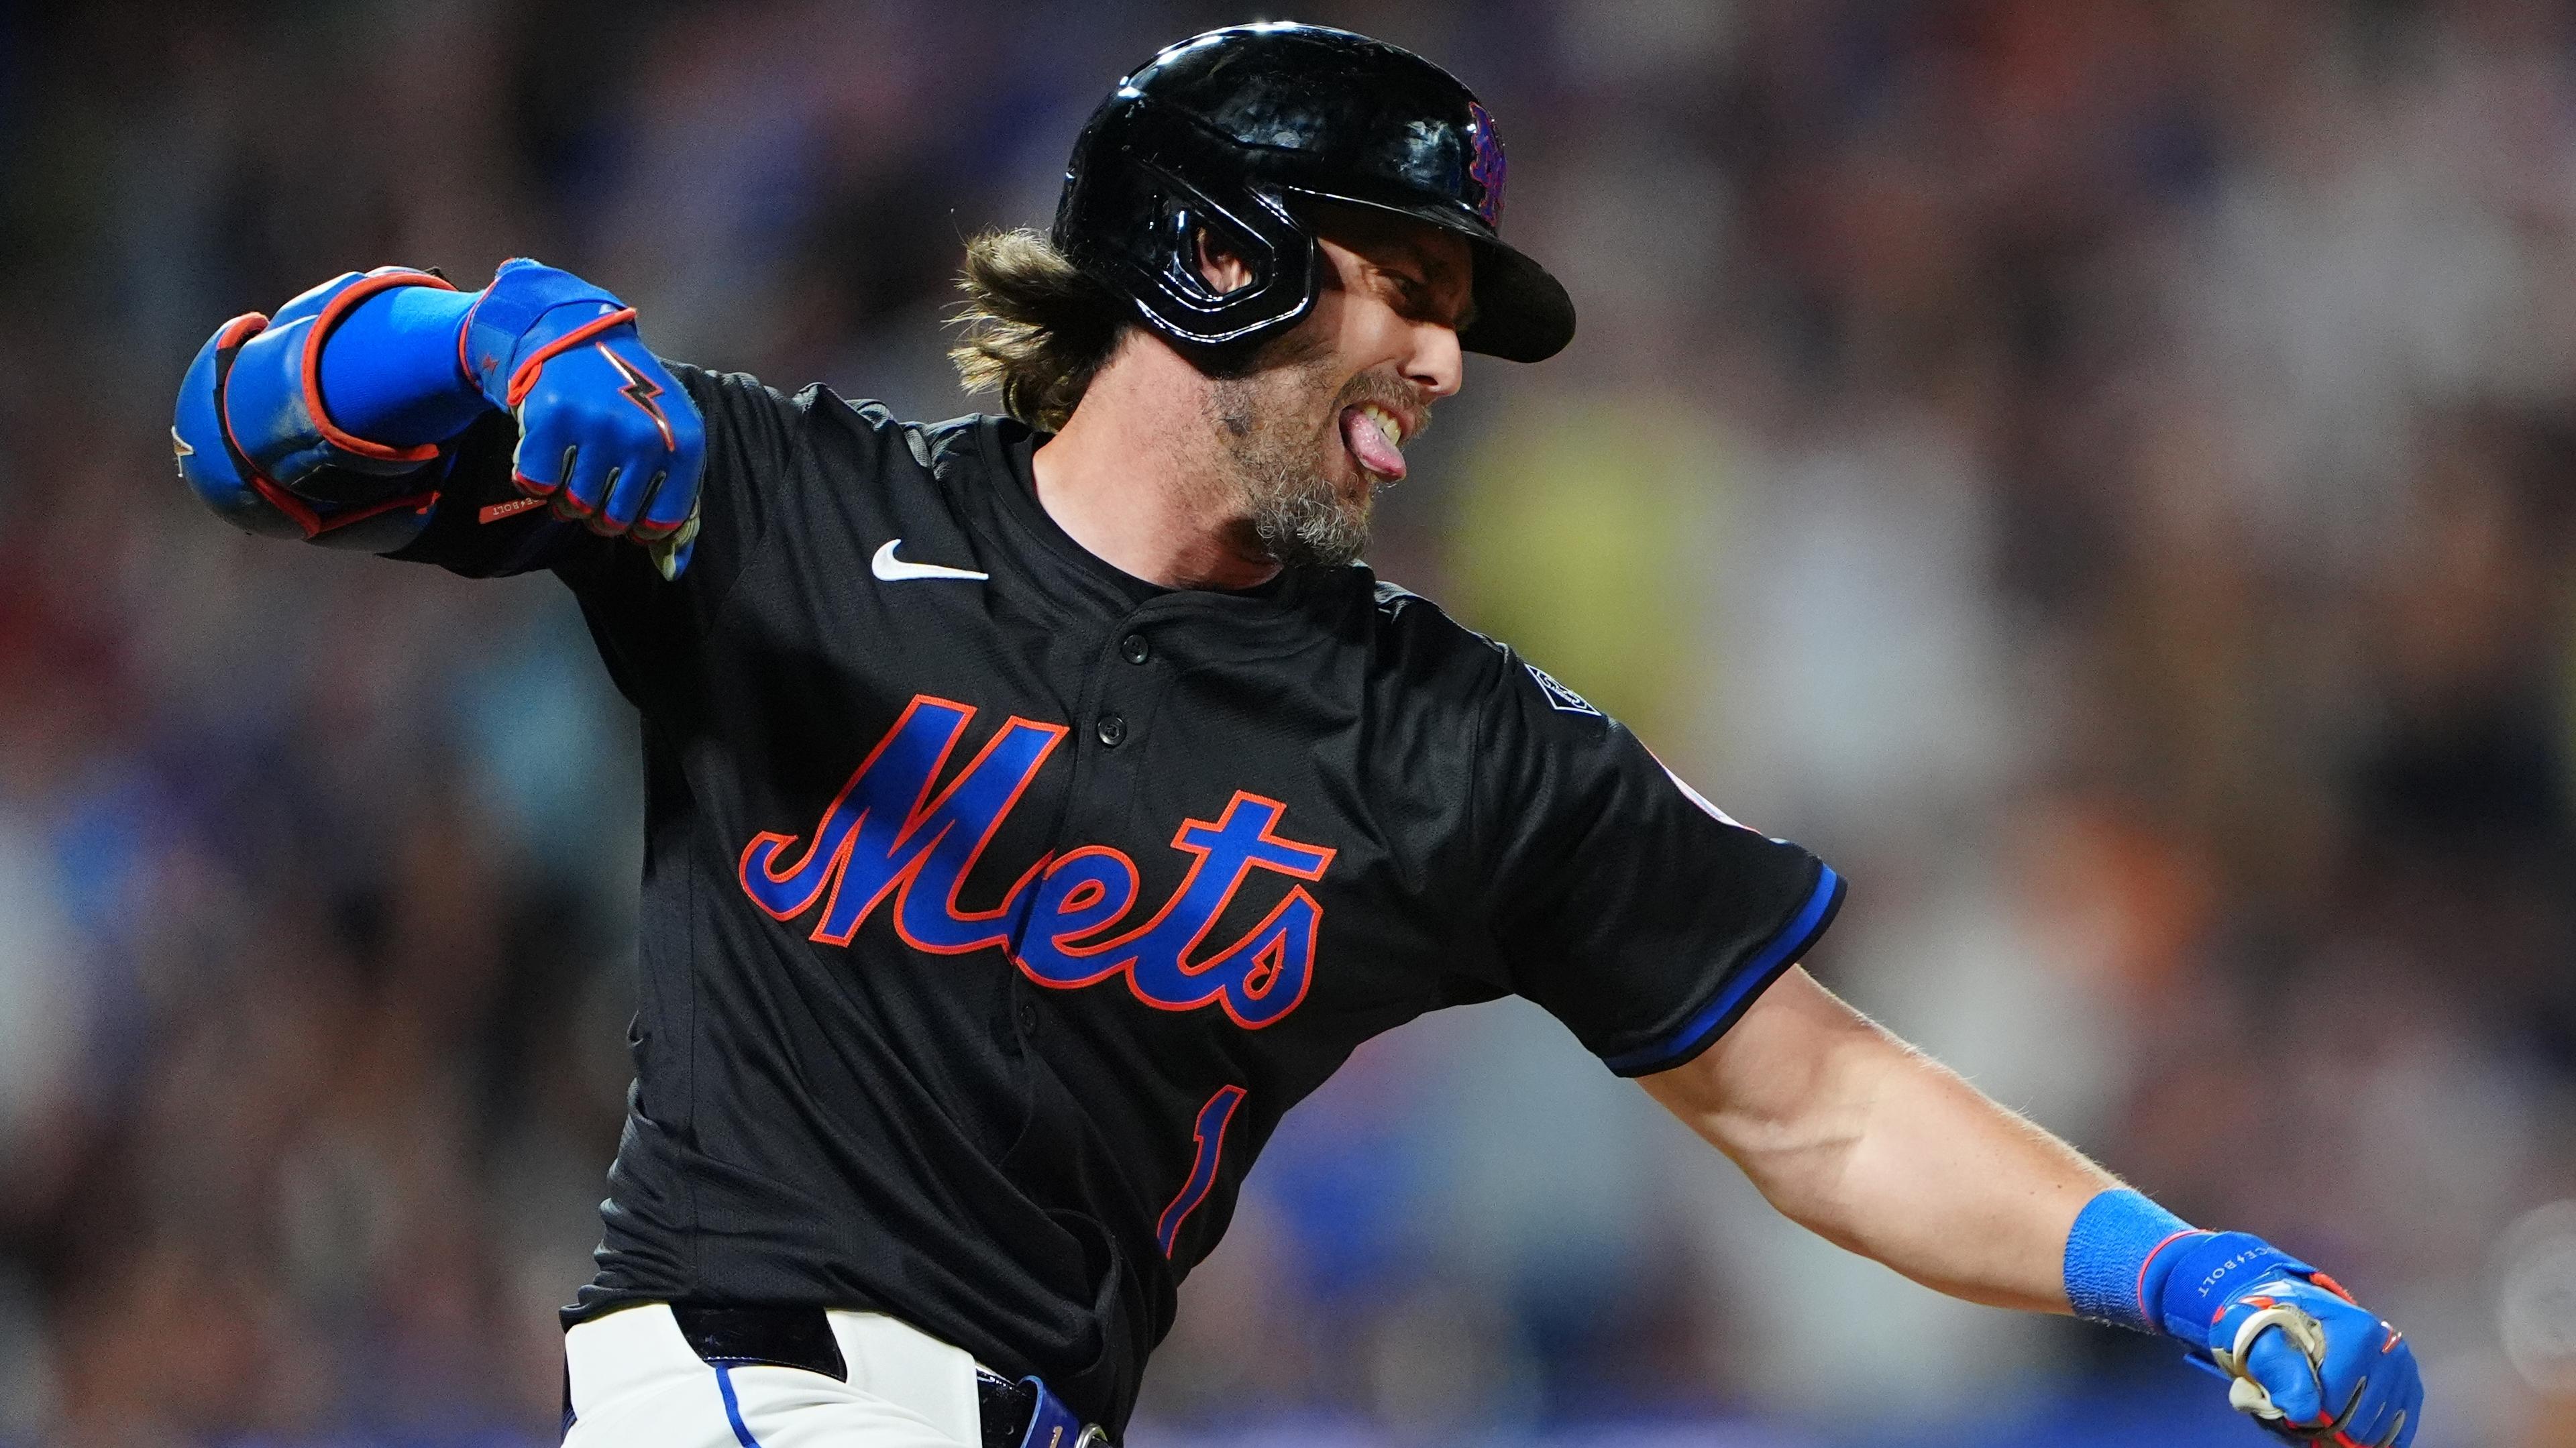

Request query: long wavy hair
[{"left": 947, "top": 229, "right": 1130, "bottom": 432}]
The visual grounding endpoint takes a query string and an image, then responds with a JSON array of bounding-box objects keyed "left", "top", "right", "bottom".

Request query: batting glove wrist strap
[
  {"left": 460, "top": 258, "right": 635, "bottom": 410},
  {"left": 2149, "top": 1230, "right": 2311, "bottom": 1341}
]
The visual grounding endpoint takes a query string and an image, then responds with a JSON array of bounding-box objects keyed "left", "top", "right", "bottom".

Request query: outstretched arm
[
  {"left": 172, "top": 260, "right": 704, "bottom": 573},
  {"left": 1646, "top": 966, "right": 2421, "bottom": 1447},
  {"left": 1640, "top": 965, "right": 2106, "bottom": 1312}
]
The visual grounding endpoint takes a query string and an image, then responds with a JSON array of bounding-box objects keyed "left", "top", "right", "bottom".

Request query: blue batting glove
[
  {"left": 462, "top": 259, "right": 706, "bottom": 577},
  {"left": 2155, "top": 1233, "right": 2421, "bottom": 1446}
]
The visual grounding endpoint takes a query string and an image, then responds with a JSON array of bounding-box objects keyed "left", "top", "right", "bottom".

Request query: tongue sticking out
[{"left": 1340, "top": 406, "right": 1407, "bottom": 482}]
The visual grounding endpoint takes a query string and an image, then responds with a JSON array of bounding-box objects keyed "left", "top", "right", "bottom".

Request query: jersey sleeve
[
  {"left": 1470, "top": 649, "right": 1845, "bottom": 1076},
  {"left": 386, "top": 361, "right": 798, "bottom": 614}
]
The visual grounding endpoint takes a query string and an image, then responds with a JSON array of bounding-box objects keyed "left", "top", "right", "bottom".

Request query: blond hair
[{"left": 947, "top": 229, "right": 1130, "bottom": 432}]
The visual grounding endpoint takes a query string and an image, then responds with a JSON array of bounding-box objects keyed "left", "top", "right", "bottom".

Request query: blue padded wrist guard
[
  {"left": 314, "top": 282, "right": 484, "bottom": 447},
  {"left": 173, "top": 267, "right": 460, "bottom": 552},
  {"left": 2062, "top": 1188, "right": 2198, "bottom": 1333},
  {"left": 213, "top": 268, "right": 459, "bottom": 485}
]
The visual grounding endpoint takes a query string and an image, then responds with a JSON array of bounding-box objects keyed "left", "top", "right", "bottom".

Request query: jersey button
[
  {"left": 1096, "top": 713, "right": 1127, "bottom": 746},
  {"left": 1017, "top": 999, "right": 1039, "bottom": 1034},
  {"left": 1120, "top": 633, "right": 1150, "bottom": 665}
]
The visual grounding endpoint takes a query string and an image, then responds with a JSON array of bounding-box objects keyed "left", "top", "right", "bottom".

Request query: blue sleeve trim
[
  {"left": 2062, "top": 1188, "right": 2199, "bottom": 1333},
  {"left": 1604, "top": 862, "right": 1845, "bottom": 1076}
]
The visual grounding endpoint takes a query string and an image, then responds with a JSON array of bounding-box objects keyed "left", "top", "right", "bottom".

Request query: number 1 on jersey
[{"left": 1155, "top": 1084, "right": 1246, "bottom": 1258}]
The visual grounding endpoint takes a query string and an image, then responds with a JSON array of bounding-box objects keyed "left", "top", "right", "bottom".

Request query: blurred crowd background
[{"left": 3, "top": 0, "right": 2573, "bottom": 1443}]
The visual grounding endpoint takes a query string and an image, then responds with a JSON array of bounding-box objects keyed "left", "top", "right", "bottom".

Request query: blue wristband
[{"left": 2063, "top": 1188, "right": 2201, "bottom": 1333}]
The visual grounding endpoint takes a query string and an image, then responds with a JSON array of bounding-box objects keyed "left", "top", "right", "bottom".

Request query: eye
[{"left": 1383, "top": 269, "right": 1433, "bottom": 313}]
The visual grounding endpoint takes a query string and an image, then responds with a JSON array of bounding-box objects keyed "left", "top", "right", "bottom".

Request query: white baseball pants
[{"left": 561, "top": 1302, "right": 985, "bottom": 1447}]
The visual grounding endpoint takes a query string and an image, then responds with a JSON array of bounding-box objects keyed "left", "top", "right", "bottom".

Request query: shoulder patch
[{"left": 1523, "top": 663, "right": 1602, "bottom": 717}]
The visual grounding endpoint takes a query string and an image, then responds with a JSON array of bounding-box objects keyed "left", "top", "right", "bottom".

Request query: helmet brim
[{"left": 1273, "top": 186, "right": 1576, "bottom": 364}]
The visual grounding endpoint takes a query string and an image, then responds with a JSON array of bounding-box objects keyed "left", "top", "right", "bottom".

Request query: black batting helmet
[{"left": 1051, "top": 22, "right": 1576, "bottom": 365}]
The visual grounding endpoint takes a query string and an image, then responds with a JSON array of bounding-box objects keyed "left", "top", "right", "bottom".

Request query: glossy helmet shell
[{"left": 1052, "top": 23, "right": 1575, "bottom": 364}]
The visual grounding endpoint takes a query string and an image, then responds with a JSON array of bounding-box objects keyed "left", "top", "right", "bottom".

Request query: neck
[{"left": 1030, "top": 335, "right": 1280, "bottom": 592}]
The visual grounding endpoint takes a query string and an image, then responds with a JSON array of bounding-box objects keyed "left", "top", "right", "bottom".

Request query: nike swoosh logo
[{"left": 871, "top": 539, "right": 990, "bottom": 582}]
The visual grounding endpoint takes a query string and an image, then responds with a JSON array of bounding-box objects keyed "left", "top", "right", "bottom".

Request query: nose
[{"left": 1405, "top": 319, "right": 1464, "bottom": 400}]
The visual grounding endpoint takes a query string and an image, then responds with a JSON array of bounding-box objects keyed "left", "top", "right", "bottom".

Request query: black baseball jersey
[{"left": 392, "top": 365, "right": 1843, "bottom": 1430}]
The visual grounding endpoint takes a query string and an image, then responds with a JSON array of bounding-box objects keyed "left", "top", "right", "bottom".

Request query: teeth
[{"left": 1360, "top": 403, "right": 1403, "bottom": 449}]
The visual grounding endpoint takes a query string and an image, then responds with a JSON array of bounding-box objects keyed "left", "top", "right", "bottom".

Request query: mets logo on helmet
[
  {"left": 737, "top": 694, "right": 1335, "bottom": 1029},
  {"left": 1466, "top": 101, "right": 1507, "bottom": 227}
]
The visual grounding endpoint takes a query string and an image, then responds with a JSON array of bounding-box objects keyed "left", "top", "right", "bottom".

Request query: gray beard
[
  {"left": 1206, "top": 361, "right": 1375, "bottom": 569},
  {"left": 1247, "top": 460, "right": 1369, "bottom": 569}
]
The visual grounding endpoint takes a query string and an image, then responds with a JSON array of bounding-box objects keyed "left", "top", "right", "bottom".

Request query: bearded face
[
  {"left": 1159, "top": 207, "right": 1465, "bottom": 571},
  {"left": 1203, "top": 331, "right": 1433, "bottom": 569}
]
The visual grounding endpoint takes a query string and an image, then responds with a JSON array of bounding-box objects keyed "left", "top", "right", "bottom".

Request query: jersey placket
[{"left": 1000, "top": 606, "right": 1171, "bottom": 1046}]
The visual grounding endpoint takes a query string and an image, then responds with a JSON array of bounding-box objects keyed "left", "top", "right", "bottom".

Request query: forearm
[
  {"left": 1643, "top": 968, "right": 2111, "bottom": 1313},
  {"left": 1772, "top": 1029, "right": 2107, "bottom": 1311},
  {"left": 1648, "top": 968, "right": 2422, "bottom": 1441}
]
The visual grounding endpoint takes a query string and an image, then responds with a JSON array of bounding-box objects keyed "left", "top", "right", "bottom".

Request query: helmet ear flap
[
  {"left": 1159, "top": 203, "right": 1277, "bottom": 305},
  {"left": 1055, "top": 106, "right": 1322, "bottom": 361},
  {"left": 1135, "top": 179, "right": 1316, "bottom": 351}
]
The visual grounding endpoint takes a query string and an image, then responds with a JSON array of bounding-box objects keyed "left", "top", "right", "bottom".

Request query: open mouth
[{"left": 1339, "top": 402, "right": 1407, "bottom": 482}]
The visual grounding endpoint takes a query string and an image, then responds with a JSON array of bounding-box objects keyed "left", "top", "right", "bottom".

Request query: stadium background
[{"left": 1, "top": 1, "right": 2571, "bottom": 1443}]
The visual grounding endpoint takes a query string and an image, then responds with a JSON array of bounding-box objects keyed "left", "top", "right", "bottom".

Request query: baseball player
[{"left": 170, "top": 23, "right": 2422, "bottom": 1448}]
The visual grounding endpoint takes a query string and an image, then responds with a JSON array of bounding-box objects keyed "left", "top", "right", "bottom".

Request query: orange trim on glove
[{"left": 502, "top": 306, "right": 639, "bottom": 408}]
